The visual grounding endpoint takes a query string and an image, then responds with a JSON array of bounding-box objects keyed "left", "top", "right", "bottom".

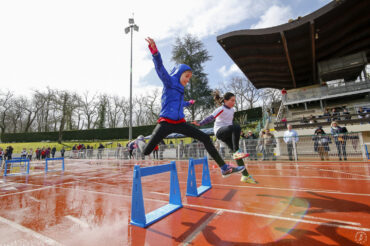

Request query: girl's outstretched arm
[{"left": 146, "top": 37, "right": 171, "bottom": 86}]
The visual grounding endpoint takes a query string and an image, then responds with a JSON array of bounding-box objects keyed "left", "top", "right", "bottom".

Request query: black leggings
[
  {"left": 216, "top": 124, "right": 248, "bottom": 176},
  {"left": 216, "top": 124, "right": 241, "bottom": 152},
  {"left": 143, "top": 122, "right": 226, "bottom": 167}
]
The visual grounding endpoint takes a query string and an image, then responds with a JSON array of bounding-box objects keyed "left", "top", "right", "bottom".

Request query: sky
[{"left": 0, "top": 0, "right": 331, "bottom": 98}]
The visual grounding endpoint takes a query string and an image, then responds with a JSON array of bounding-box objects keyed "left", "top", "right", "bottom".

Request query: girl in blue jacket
[{"left": 143, "top": 37, "right": 244, "bottom": 177}]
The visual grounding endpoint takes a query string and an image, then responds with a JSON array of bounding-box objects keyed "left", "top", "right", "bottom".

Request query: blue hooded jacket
[{"left": 152, "top": 52, "right": 192, "bottom": 121}]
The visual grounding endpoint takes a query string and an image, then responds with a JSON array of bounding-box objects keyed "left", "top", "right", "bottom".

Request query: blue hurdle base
[
  {"left": 131, "top": 204, "right": 182, "bottom": 228},
  {"left": 186, "top": 157, "right": 212, "bottom": 197}
]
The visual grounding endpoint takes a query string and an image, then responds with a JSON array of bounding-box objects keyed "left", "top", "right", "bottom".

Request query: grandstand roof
[{"left": 217, "top": 0, "right": 370, "bottom": 89}]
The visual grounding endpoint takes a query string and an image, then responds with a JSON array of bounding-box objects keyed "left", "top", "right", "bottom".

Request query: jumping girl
[
  {"left": 143, "top": 37, "right": 244, "bottom": 177},
  {"left": 193, "top": 91, "right": 258, "bottom": 184}
]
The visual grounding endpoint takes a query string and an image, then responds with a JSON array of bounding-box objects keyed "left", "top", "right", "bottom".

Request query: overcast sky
[{"left": 0, "top": 0, "right": 331, "bottom": 98}]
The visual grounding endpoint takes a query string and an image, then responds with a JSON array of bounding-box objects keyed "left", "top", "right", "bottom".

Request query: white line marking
[
  {"left": 214, "top": 183, "right": 370, "bottom": 197},
  {"left": 183, "top": 203, "right": 370, "bottom": 232},
  {"left": 0, "top": 216, "right": 62, "bottom": 245},
  {"left": 150, "top": 192, "right": 169, "bottom": 196},
  {"left": 316, "top": 168, "right": 370, "bottom": 178},
  {"left": 181, "top": 209, "right": 223, "bottom": 246},
  {"left": 65, "top": 215, "right": 90, "bottom": 229},
  {"left": 28, "top": 196, "right": 41, "bottom": 203},
  {"left": 290, "top": 213, "right": 362, "bottom": 226},
  {"left": 247, "top": 174, "right": 370, "bottom": 180},
  {"left": 50, "top": 186, "right": 369, "bottom": 232}
]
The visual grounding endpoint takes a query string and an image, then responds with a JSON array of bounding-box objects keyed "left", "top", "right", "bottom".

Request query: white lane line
[
  {"left": 183, "top": 203, "right": 370, "bottom": 232},
  {"left": 214, "top": 183, "right": 370, "bottom": 197},
  {"left": 290, "top": 213, "right": 362, "bottom": 226},
  {"left": 246, "top": 174, "right": 370, "bottom": 180},
  {"left": 50, "top": 186, "right": 369, "bottom": 232},
  {"left": 150, "top": 192, "right": 169, "bottom": 196},
  {"left": 65, "top": 215, "right": 90, "bottom": 229},
  {"left": 316, "top": 168, "right": 370, "bottom": 178},
  {"left": 180, "top": 209, "right": 223, "bottom": 246},
  {"left": 0, "top": 216, "right": 62, "bottom": 246},
  {"left": 28, "top": 196, "right": 41, "bottom": 203}
]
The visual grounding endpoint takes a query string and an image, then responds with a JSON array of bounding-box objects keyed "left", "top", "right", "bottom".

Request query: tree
[
  {"left": 172, "top": 34, "right": 213, "bottom": 121},
  {"left": 96, "top": 94, "right": 108, "bottom": 129},
  {"left": 80, "top": 91, "right": 98, "bottom": 129}
]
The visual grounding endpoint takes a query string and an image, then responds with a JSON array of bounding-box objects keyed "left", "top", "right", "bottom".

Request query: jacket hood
[{"left": 169, "top": 64, "right": 192, "bottom": 81}]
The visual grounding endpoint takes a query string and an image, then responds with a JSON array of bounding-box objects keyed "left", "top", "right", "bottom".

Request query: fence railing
[
  {"left": 285, "top": 79, "right": 370, "bottom": 105},
  {"left": 1, "top": 132, "right": 367, "bottom": 164}
]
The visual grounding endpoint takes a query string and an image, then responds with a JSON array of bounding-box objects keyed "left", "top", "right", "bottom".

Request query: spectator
[
  {"left": 281, "top": 117, "right": 287, "bottom": 128},
  {"left": 257, "top": 130, "right": 266, "bottom": 158},
  {"left": 283, "top": 124, "right": 299, "bottom": 161},
  {"left": 301, "top": 116, "right": 308, "bottom": 123},
  {"left": 51, "top": 146, "right": 56, "bottom": 158},
  {"left": 331, "top": 121, "right": 348, "bottom": 161},
  {"left": 127, "top": 141, "right": 135, "bottom": 159},
  {"left": 28, "top": 148, "right": 33, "bottom": 161},
  {"left": 281, "top": 88, "right": 287, "bottom": 102},
  {"left": 342, "top": 108, "right": 351, "bottom": 120},
  {"left": 323, "top": 109, "right": 331, "bottom": 122},
  {"left": 46, "top": 147, "right": 51, "bottom": 158},
  {"left": 331, "top": 108, "right": 340, "bottom": 121},
  {"left": 97, "top": 143, "right": 104, "bottom": 159},
  {"left": 245, "top": 131, "right": 258, "bottom": 160},
  {"left": 169, "top": 141, "right": 175, "bottom": 148},
  {"left": 21, "top": 148, "right": 28, "bottom": 159},
  {"left": 312, "top": 126, "right": 331, "bottom": 161},
  {"left": 60, "top": 147, "right": 65, "bottom": 158},
  {"left": 7, "top": 146, "right": 13, "bottom": 160},
  {"left": 41, "top": 148, "right": 46, "bottom": 159},
  {"left": 0, "top": 148, "right": 4, "bottom": 168},
  {"left": 159, "top": 140, "right": 166, "bottom": 160},
  {"left": 153, "top": 145, "right": 159, "bottom": 159},
  {"left": 135, "top": 135, "right": 146, "bottom": 160},
  {"left": 357, "top": 107, "right": 366, "bottom": 119},
  {"left": 35, "top": 148, "right": 41, "bottom": 160},
  {"left": 309, "top": 115, "right": 317, "bottom": 124},
  {"left": 262, "top": 129, "right": 276, "bottom": 161},
  {"left": 178, "top": 140, "right": 184, "bottom": 159}
]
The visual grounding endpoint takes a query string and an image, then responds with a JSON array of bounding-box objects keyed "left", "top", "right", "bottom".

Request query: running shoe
[
  {"left": 221, "top": 164, "right": 245, "bottom": 178},
  {"left": 240, "top": 175, "right": 258, "bottom": 184},
  {"left": 232, "top": 150, "right": 250, "bottom": 160}
]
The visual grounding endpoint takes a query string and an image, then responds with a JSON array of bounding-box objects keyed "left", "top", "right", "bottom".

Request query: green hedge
[
  {"left": 1, "top": 125, "right": 156, "bottom": 143},
  {"left": 1, "top": 108, "right": 262, "bottom": 143}
]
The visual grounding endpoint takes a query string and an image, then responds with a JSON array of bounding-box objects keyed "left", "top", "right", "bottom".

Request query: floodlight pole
[{"left": 125, "top": 18, "right": 139, "bottom": 141}]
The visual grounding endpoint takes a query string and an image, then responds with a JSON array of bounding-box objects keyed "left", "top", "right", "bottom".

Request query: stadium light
[{"left": 125, "top": 17, "right": 139, "bottom": 141}]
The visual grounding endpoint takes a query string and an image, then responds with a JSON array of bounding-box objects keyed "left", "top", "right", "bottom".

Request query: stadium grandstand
[{"left": 217, "top": 0, "right": 370, "bottom": 160}]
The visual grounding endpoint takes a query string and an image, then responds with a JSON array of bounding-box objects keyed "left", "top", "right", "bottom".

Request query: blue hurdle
[
  {"left": 3, "top": 159, "right": 30, "bottom": 176},
  {"left": 186, "top": 156, "right": 212, "bottom": 197},
  {"left": 130, "top": 161, "right": 182, "bottom": 228},
  {"left": 45, "top": 158, "right": 65, "bottom": 173}
]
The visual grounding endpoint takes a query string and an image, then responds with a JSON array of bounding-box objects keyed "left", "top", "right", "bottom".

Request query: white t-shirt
[{"left": 212, "top": 105, "right": 234, "bottom": 135}]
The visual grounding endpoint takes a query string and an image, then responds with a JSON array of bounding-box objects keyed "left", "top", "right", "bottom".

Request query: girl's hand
[
  {"left": 191, "top": 121, "right": 200, "bottom": 126},
  {"left": 145, "top": 37, "right": 158, "bottom": 55}
]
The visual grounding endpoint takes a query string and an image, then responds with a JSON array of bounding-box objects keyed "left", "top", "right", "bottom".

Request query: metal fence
[{"left": 1, "top": 132, "right": 368, "bottom": 164}]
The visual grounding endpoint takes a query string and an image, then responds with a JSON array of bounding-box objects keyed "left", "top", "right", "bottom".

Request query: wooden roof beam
[
  {"left": 310, "top": 21, "right": 317, "bottom": 83},
  {"left": 280, "top": 31, "right": 296, "bottom": 88}
]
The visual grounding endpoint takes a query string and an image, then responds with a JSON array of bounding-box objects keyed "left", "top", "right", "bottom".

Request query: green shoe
[{"left": 241, "top": 175, "right": 258, "bottom": 184}]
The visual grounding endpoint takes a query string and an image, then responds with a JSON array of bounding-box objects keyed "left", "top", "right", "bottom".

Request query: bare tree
[
  {"left": 261, "top": 88, "right": 282, "bottom": 109},
  {"left": 23, "top": 92, "right": 46, "bottom": 132},
  {"left": 0, "top": 90, "right": 14, "bottom": 134},
  {"left": 144, "top": 89, "right": 161, "bottom": 124},
  {"left": 80, "top": 91, "right": 98, "bottom": 129},
  {"left": 107, "top": 95, "right": 122, "bottom": 128}
]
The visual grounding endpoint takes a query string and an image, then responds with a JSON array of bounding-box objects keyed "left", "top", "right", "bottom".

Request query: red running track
[{"left": 0, "top": 159, "right": 369, "bottom": 245}]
